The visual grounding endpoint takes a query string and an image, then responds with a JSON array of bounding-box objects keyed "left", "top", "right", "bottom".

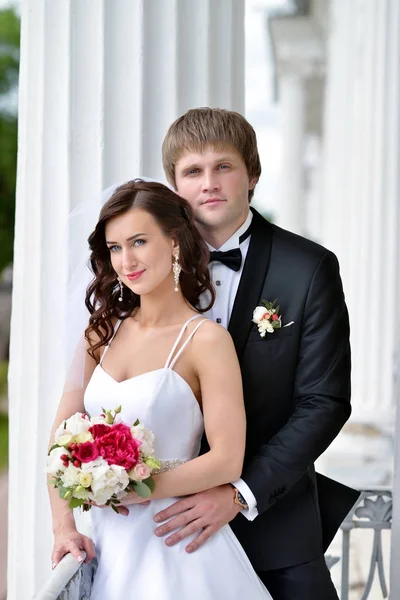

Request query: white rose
[
  {"left": 61, "top": 464, "right": 81, "bottom": 487},
  {"left": 88, "top": 463, "right": 111, "bottom": 493},
  {"left": 252, "top": 306, "right": 269, "bottom": 324},
  {"left": 88, "top": 486, "right": 115, "bottom": 506},
  {"left": 79, "top": 472, "right": 93, "bottom": 488},
  {"left": 65, "top": 413, "right": 91, "bottom": 436},
  {"left": 46, "top": 447, "right": 69, "bottom": 476},
  {"left": 54, "top": 413, "right": 92, "bottom": 446},
  {"left": 109, "top": 465, "right": 129, "bottom": 490},
  {"left": 130, "top": 424, "right": 155, "bottom": 457},
  {"left": 54, "top": 424, "right": 72, "bottom": 446}
]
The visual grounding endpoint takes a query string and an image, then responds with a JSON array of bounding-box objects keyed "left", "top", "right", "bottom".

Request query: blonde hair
[{"left": 162, "top": 107, "right": 261, "bottom": 201}]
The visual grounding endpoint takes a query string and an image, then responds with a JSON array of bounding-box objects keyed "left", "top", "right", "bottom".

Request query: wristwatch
[{"left": 232, "top": 486, "right": 248, "bottom": 510}]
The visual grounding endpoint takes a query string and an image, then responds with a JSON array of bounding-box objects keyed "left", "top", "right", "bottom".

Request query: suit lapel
[{"left": 228, "top": 209, "right": 273, "bottom": 360}]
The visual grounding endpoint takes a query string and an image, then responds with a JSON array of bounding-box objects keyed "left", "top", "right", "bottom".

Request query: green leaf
[
  {"left": 58, "top": 486, "right": 67, "bottom": 499},
  {"left": 133, "top": 419, "right": 140, "bottom": 427},
  {"left": 142, "top": 477, "right": 155, "bottom": 493},
  {"left": 132, "top": 480, "right": 152, "bottom": 498},
  {"left": 48, "top": 444, "right": 61, "bottom": 455},
  {"left": 111, "top": 503, "right": 120, "bottom": 514},
  {"left": 69, "top": 497, "right": 85, "bottom": 509}
]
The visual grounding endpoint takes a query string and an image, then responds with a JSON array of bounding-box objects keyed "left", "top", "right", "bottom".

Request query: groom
[{"left": 153, "top": 108, "right": 358, "bottom": 599}]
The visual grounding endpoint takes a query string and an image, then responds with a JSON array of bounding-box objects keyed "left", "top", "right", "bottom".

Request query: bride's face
[{"left": 105, "top": 207, "right": 178, "bottom": 296}]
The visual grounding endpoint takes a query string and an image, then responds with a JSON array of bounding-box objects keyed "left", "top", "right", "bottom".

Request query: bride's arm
[
  {"left": 149, "top": 323, "right": 246, "bottom": 500},
  {"left": 47, "top": 340, "right": 98, "bottom": 566}
]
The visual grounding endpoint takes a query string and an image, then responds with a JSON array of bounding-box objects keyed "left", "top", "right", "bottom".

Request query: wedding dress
[{"left": 84, "top": 314, "right": 272, "bottom": 599}]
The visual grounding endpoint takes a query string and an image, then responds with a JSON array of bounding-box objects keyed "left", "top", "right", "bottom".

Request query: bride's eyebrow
[{"left": 106, "top": 233, "right": 147, "bottom": 245}]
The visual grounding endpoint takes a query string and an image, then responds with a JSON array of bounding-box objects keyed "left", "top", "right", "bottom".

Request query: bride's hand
[{"left": 52, "top": 524, "right": 96, "bottom": 569}]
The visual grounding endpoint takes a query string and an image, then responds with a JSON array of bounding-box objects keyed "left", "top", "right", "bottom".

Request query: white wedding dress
[{"left": 84, "top": 314, "right": 272, "bottom": 600}]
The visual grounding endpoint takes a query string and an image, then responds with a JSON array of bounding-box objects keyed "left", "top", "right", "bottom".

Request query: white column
[
  {"left": 388, "top": 0, "right": 400, "bottom": 593},
  {"left": 275, "top": 73, "right": 306, "bottom": 235},
  {"left": 321, "top": 0, "right": 398, "bottom": 428},
  {"left": 8, "top": 1, "right": 244, "bottom": 598}
]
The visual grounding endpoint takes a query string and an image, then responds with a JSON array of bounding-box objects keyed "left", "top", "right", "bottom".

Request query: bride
[{"left": 48, "top": 179, "right": 273, "bottom": 599}]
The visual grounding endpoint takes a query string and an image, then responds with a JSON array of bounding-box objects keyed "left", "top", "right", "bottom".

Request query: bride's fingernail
[
  {"left": 77, "top": 555, "right": 83, "bottom": 562},
  {"left": 52, "top": 562, "right": 56, "bottom": 570}
]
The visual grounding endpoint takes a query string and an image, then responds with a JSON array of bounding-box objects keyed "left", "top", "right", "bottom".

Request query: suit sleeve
[{"left": 241, "top": 250, "right": 351, "bottom": 515}]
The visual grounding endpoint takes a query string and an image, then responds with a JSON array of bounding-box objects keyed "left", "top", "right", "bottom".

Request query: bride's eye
[
  {"left": 133, "top": 239, "right": 146, "bottom": 246},
  {"left": 108, "top": 245, "right": 121, "bottom": 253}
]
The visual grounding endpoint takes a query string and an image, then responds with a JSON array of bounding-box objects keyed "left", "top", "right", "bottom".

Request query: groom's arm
[{"left": 240, "top": 249, "right": 351, "bottom": 514}]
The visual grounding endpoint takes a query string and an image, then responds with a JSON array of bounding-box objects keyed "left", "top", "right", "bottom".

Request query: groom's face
[{"left": 174, "top": 145, "right": 257, "bottom": 238}]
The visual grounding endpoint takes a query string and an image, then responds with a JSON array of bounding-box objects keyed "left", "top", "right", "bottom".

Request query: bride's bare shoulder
[{"left": 191, "top": 318, "right": 235, "bottom": 351}]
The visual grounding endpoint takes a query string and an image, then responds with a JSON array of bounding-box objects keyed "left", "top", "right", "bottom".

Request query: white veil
[{"left": 62, "top": 177, "right": 163, "bottom": 392}]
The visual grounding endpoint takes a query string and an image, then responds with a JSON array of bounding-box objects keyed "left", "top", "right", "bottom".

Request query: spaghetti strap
[
  {"left": 164, "top": 315, "right": 203, "bottom": 369},
  {"left": 166, "top": 317, "right": 208, "bottom": 371},
  {"left": 100, "top": 319, "right": 123, "bottom": 365}
]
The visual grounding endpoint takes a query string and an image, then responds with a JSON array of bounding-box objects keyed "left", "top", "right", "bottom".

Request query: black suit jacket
[{"left": 223, "top": 209, "right": 357, "bottom": 571}]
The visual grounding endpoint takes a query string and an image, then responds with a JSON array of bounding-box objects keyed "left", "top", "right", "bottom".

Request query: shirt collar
[{"left": 207, "top": 210, "right": 253, "bottom": 252}]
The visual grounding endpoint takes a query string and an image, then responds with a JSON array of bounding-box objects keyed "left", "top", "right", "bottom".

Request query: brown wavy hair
[{"left": 85, "top": 179, "right": 215, "bottom": 359}]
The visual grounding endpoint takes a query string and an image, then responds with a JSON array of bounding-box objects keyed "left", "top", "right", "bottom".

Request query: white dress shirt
[{"left": 201, "top": 210, "right": 258, "bottom": 520}]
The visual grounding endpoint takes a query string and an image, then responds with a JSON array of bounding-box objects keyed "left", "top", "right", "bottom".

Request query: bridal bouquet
[{"left": 47, "top": 406, "right": 161, "bottom": 512}]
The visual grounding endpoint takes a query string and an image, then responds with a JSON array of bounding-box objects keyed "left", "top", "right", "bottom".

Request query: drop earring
[
  {"left": 117, "top": 277, "right": 123, "bottom": 302},
  {"left": 172, "top": 253, "right": 181, "bottom": 292}
]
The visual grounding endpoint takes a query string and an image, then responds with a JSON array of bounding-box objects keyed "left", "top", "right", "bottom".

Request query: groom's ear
[{"left": 249, "top": 176, "right": 259, "bottom": 190}]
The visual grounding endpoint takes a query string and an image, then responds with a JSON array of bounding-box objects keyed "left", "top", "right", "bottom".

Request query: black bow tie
[{"left": 209, "top": 248, "right": 242, "bottom": 272}]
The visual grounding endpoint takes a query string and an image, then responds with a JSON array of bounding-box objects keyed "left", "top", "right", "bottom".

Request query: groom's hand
[{"left": 153, "top": 484, "right": 241, "bottom": 553}]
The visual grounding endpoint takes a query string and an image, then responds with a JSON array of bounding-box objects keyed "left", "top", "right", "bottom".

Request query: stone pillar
[
  {"left": 278, "top": 73, "right": 306, "bottom": 234},
  {"left": 321, "top": 0, "right": 399, "bottom": 429},
  {"left": 268, "top": 11, "right": 326, "bottom": 235},
  {"left": 8, "top": 1, "right": 244, "bottom": 598}
]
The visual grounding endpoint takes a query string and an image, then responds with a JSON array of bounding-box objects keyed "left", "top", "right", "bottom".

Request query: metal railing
[
  {"left": 339, "top": 488, "right": 391, "bottom": 600},
  {"left": 34, "top": 488, "right": 392, "bottom": 600}
]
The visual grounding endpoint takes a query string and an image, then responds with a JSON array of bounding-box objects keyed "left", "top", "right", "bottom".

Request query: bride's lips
[{"left": 126, "top": 270, "right": 145, "bottom": 281}]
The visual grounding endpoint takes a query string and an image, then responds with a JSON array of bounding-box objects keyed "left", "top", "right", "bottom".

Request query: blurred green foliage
[
  {"left": 0, "top": 360, "right": 7, "bottom": 397},
  {"left": 0, "top": 8, "right": 19, "bottom": 275}
]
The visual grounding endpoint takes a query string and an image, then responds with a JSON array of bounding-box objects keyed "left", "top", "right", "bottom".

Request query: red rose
[
  {"left": 89, "top": 424, "right": 111, "bottom": 439},
  {"left": 272, "top": 314, "right": 279, "bottom": 321},
  {"left": 74, "top": 441, "right": 99, "bottom": 463},
  {"left": 96, "top": 423, "right": 140, "bottom": 470}
]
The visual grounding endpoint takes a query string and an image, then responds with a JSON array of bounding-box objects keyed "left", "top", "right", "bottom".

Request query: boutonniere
[{"left": 252, "top": 298, "right": 282, "bottom": 337}]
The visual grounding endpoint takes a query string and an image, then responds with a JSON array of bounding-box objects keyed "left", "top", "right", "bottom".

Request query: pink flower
[
  {"left": 74, "top": 441, "right": 99, "bottom": 463},
  {"left": 96, "top": 423, "right": 141, "bottom": 470},
  {"left": 130, "top": 463, "right": 151, "bottom": 481},
  {"left": 89, "top": 424, "right": 110, "bottom": 439}
]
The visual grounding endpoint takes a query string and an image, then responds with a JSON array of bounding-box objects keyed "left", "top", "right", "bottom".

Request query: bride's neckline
[{"left": 95, "top": 364, "right": 202, "bottom": 415}]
